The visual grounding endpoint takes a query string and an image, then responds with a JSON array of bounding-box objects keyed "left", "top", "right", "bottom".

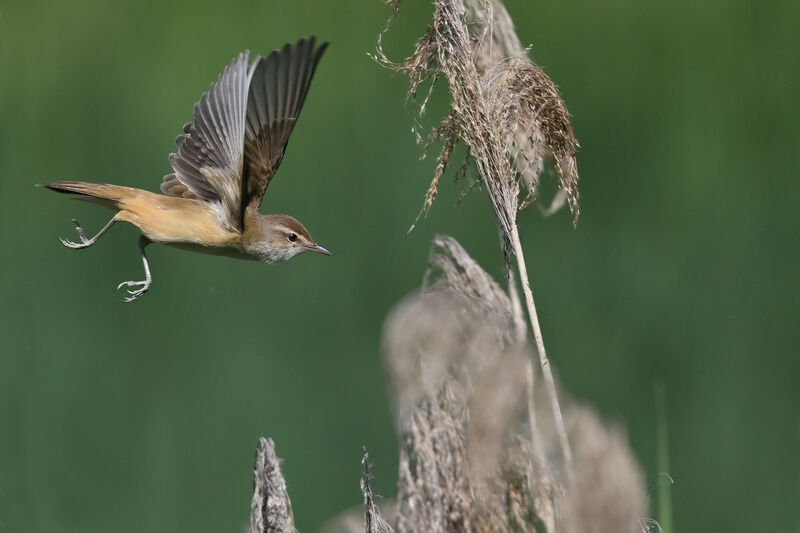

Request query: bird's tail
[{"left": 39, "top": 181, "right": 138, "bottom": 210}]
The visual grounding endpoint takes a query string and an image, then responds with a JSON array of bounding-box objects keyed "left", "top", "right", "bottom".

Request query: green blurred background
[{"left": 1, "top": 0, "right": 797, "bottom": 531}]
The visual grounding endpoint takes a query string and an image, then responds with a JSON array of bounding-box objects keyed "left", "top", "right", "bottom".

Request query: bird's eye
[{"left": 287, "top": 233, "right": 298, "bottom": 243}]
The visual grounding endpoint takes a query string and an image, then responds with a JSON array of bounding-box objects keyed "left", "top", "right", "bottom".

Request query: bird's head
[{"left": 244, "top": 213, "right": 331, "bottom": 264}]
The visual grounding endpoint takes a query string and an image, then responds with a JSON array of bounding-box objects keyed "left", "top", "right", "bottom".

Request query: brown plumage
[{"left": 41, "top": 38, "right": 330, "bottom": 302}]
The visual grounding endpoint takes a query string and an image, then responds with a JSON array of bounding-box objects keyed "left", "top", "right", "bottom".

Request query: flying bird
[{"left": 42, "top": 38, "right": 330, "bottom": 302}]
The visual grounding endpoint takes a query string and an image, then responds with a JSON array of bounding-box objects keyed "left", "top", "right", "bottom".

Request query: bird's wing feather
[
  {"left": 161, "top": 52, "right": 254, "bottom": 232},
  {"left": 242, "top": 37, "right": 327, "bottom": 216}
]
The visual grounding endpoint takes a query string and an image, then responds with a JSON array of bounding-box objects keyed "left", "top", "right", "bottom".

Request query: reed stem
[{"left": 509, "top": 224, "right": 573, "bottom": 474}]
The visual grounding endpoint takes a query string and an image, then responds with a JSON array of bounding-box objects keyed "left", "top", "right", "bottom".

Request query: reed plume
[
  {"left": 354, "top": 236, "right": 644, "bottom": 532},
  {"left": 375, "top": 0, "right": 580, "bottom": 227},
  {"left": 374, "top": 0, "right": 579, "bottom": 473},
  {"left": 249, "top": 437, "right": 294, "bottom": 533}
]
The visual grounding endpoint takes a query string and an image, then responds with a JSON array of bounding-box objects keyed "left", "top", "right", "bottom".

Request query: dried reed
[
  {"left": 363, "top": 236, "right": 643, "bottom": 532},
  {"left": 249, "top": 437, "right": 294, "bottom": 533},
  {"left": 374, "top": 0, "right": 578, "bottom": 474},
  {"left": 362, "top": 450, "right": 394, "bottom": 533}
]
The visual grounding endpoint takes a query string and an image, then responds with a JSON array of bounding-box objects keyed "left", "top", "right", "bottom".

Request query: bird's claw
[
  {"left": 117, "top": 279, "right": 151, "bottom": 303},
  {"left": 59, "top": 219, "right": 93, "bottom": 249}
]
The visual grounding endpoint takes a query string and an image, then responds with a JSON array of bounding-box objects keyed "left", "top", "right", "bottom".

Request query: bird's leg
[
  {"left": 60, "top": 215, "right": 116, "bottom": 249},
  {"left": 117, "top": 236, "right": 152, "bottom": 303}
]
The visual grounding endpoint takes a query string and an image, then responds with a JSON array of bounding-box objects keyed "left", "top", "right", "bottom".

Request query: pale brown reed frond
[
  {"left": 361, "top": 450, "right": 395, "bottom": 533},
  {"left": 384, "top": 290, "right": 546, "bottom": 532},
  {"left": 485, "top": 58, "right": 580, "bottom": 222},
  {"left": 375, "top": 0, "right": 580, "bottom": 227},
  {"left": 463, "top": 0, "right": 523, "bottom": 74},
  {"left": 424, "top": 234, "right": 513, "bottom": 320},
  {"left": 379, "top": 236, "right": 645, "bottom": 532},
  {"left": 249, "top": 438, "right": 294, "bottom": 533}
]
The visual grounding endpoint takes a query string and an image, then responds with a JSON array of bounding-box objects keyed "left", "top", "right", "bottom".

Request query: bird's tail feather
[{"left": 39, "top": 181, "right": 136, "bottom": 210}]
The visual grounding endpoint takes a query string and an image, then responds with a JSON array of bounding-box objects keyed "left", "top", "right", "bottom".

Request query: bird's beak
[{"left": 307, "top": 243, "right": 332, "bottom": 256}]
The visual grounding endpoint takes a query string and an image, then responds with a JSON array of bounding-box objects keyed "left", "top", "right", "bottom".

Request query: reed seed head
[{"left": 375, "top": 0, "right": 581, "bottom": 232}]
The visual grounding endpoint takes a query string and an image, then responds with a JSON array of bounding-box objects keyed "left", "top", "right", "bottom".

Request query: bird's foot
[
  {"left": 117, "top": 278, "right": 151, "bottom": 303},
  {"left": 117, "top": 235, "right": 152, "bottom": 303},
  {"left": 59, "top": 219, "right": 94, "bottom": 249}
]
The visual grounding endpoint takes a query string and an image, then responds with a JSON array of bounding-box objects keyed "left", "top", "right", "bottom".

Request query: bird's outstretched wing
[
  {"left": 161, "top": 52, "right": 254, "bottom": 233},
  {"left": 242, "top": 37, "right": 327, "bottom": 217}
]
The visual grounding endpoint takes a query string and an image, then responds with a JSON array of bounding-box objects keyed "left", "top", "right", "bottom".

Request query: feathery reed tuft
[
  {"left": 375, "top": 0, "right": 580, "bottom": 227},
  {"left": 381, "top": 236, "right": 547, "bottom": 531},
  {"left": 379, "top": 236, "right": 645, "bottom": 532},
  {"left": 249, "top": 438, "right": 294, "bottom": 533},
  {"left": 424, "top": 234, "right": 513, "bottom": 320},
  {"left": 361, "top": 449, "right": 395, "bottom": 533}
]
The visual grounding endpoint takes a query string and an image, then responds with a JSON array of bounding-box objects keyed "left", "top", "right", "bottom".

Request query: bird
[{"left": 41, "top": 37, "right": 331, "bottom": 302}]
